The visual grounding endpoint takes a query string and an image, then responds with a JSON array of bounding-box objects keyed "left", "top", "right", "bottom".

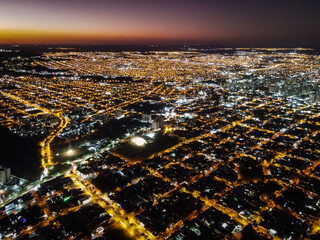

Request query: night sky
[{"left": 0, "top": 0, "right": 320, "bottom": 46}]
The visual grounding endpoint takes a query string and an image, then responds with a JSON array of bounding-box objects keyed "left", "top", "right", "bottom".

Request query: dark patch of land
[
  {"left": 102, "top": 228, "right": 133, "bottom": 240},
  {"left": 112, "top": 133, "right": 180, "bottom": 161},
  {"left": 0, "top": 126, "right": 41, "bottom": 180},
  {"left": 122, "top": 101, "right": 171, "bottom": 114}
]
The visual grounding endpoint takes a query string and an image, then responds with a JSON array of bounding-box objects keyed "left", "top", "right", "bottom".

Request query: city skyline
[{"left": 1, "top": 0, "right": 320, "bottom": 46}]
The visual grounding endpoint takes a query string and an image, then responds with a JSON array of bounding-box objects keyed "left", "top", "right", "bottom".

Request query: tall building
[
  {"left": 0, "top": 166, "right": 11, "bottom": 185},
  {"left": 0, "top": 170, "right": 5, "bottom": 186},
  {"left": 152, "top": 116, "right": 165, "bottom": 130}
]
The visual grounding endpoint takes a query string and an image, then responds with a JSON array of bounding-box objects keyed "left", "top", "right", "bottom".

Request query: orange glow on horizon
[{"left": 0, "top": 29, "right": 214, "bottom": 44}]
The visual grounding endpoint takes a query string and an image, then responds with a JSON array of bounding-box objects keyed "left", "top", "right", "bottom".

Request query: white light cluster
[{"left": 131, "top": 137, "right": 147, "bottom": 146}]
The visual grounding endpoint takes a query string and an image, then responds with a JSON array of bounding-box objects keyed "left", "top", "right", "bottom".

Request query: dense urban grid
[{"left": 0, "top": 46, "right": 320, "bottom": 240}]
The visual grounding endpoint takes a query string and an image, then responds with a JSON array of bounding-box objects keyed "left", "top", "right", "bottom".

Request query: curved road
[{"left": 0, "top": 91, "right": 69, "bottom": 175}]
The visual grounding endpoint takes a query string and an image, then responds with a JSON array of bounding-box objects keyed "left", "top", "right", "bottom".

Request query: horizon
[{"left": 1, "top": 43, "right": 320, "bottom": 50}]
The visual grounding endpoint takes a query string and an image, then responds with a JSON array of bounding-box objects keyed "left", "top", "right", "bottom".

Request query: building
[
  {"left": 179, "top": 95, "right": 187, "bottom": 102},
  {"left": 152, "top": 116, "right": 165, "bottom": 130},
  {"left": 115, "top": 110, "right": 123, "bottom": 119},
  {"left": 0, "top": 166, "right": 11, "bottom": 186},
  {"left": 142, "top": 113, "right": 152, "bottom": 123}
]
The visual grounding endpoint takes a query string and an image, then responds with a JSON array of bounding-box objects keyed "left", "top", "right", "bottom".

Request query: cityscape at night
[{"left": 1, "top": 1, "right": 320, "bottom": 240}]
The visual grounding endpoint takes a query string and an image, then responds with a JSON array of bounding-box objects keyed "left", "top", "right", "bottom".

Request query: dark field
[
  {"left": 113, "top": 133, "right": 180, "bottom": 162},
  {"left": 0, "top": 126, "right": 41, "bottom": 180}
]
